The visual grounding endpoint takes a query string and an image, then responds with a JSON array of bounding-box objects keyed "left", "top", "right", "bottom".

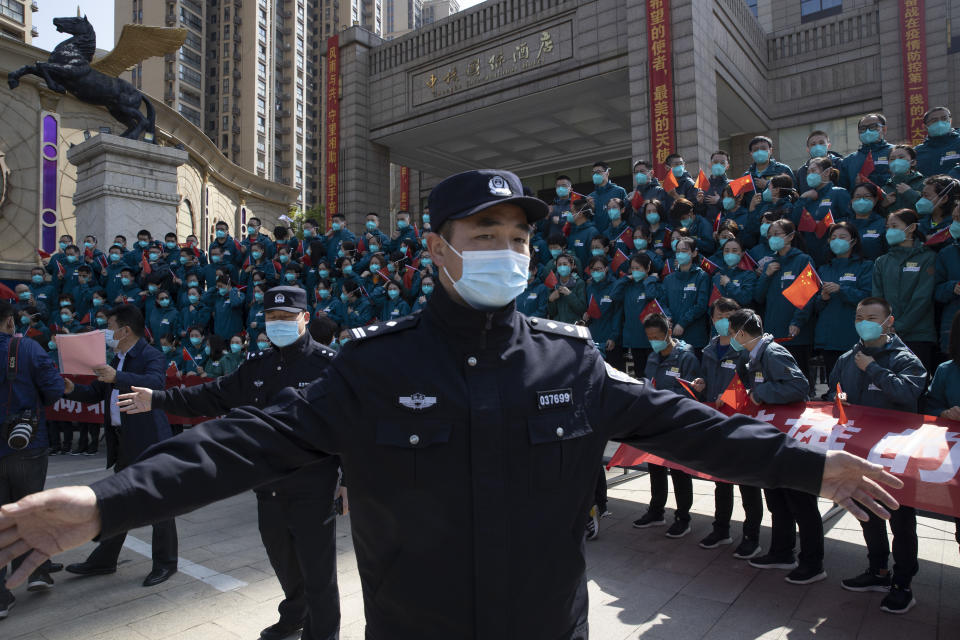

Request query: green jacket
[
  {"left": 881, "top": 170, "right": 924, "bottom": 213},
  {"left": 871, "top": 240, "right": 937, "bottom": 342},
  {"left": 546, "top": 274, "right": 587, "bottom": 324}
]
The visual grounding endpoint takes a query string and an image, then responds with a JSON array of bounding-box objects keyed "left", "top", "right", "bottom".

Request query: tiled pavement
[{"left": 3, "top": 452, "right": 957, "bottom": 640}]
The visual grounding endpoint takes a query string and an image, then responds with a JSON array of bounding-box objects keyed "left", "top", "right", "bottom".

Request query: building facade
[
  {"left": 0, "top": 35, "right": 298, "bottom": 280},
  {"left": 422, "top": 0, "right": 459, "bottom": 25},
  {"left": 385, "top": 0, "right": 423, "bottom": 40},
  {"left": 0, "top": 0, "right": 36, "bottom": 43}
]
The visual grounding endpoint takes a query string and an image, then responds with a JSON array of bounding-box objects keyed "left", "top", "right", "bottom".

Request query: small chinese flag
[
  {"left": 97, "top": 254, "right": 108, "bottom": 270},
  {"left": 676, "top": 377, "right": 698, "bottom": 399},
  {"left": 616, "top": 227, "right": 634, "bottom": 250},
  {"left": 925, "top": 226, "right": 953, "bottom": 246},
  {"left": 562, "top": 221, "right": 572, "bottom": 237},
  {"left": 782, "top": 262, "right": 822, "bottom": 309},
  {"left": 357, "top": 238, "right": 366, "bottom": 253},
  {"left": 662, "top": 228, "right": 673, "bottom": 247},
  {"left": 587, "top": 294, "right": 602, "bottom": 319},
  {"left": 84, "top": 248, "right": 94, "bottom": 260},
  {"left": 859, "top": 152, "right": 875, "bottom": 180},
  {"left": 233, "top": 238, "right": 243, "bottom": 253},
  {"left": 80, "top": 313, "right": 90, "bottom": 324},
  {"left": 699, "top": 257, "right": 719, "bottom": 275},
  {"left": 0, "top": 283, "right": 15, "bottom": 301},
  {"left": 543, "top": 270, "right": 558, "bottom": 289},
  {"left": 728, "top": 174, "right": 754, "bottom": 197},
  {"left": 738, "top": 252, "right": 757, "bottom": 271},
  {"left": 273, "top": 260, "right": 282, "bottom": 272},
  {"left": 166, "top": 361, "right": 179, "bottom": 378},
  {"left": 242, "top": 255, "right": 251, "bottom": 269},
  {"left": 297, "top": 240, "right": 305, "bottom": 255},
  {"left": 815, "top": 211, "right": 835, "bottom": 239},
  {"left": 37, "top": 248, "right": 52, "bottom": 259},
  {"left": 719, "top": 373, "right": 750, "bottom": 412},
  {"left": 713, "top": 211, "right": 722, "bottom": 233},
  {"left": 182, "top": 347, "right": 194, "bottom": 363},
  {"left": 663, "top": 170, "right": 679, "bottom": 192},
  {"left": 141, "top": 253, "right": 152, "bottom": 275},
  {"left": 570, "top": 191, "right": 585, "bottom": 203},
  {"left": 709, "top": 285, "right": 722, "bottom": 306},
  {"left": 798, "top": 208, "right": 817, "bottom": 233},
  {"left": 660, "top": 260, "right": 672, "bottom": 277},
  {"left": 403, "top": 264, "right": 417, "bottom": 290},
  {"left": 611, "top": 249, "right": 629, "bottom": 274},
  {"left": 56, "top": 260, "right": 65, "bottom": 277},
  {"left": 26, "top": 327, "right": 42, "bottom": 338},
  {"left": 835, "top": 382, "right": 848, "bottom": 425},
  {"left": 630, "top": 191, "right": 644, "bottom": 212},
  {"left": 639, "top": 299, "right": 664, "bottom": 323},
  {"left": 694, "top": 169, "right": 710, "bottom": 191}
]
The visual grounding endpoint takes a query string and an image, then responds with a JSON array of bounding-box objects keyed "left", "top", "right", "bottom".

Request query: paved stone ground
[{"left": 3, "top": 452, "right": 958, "bottom": 640}]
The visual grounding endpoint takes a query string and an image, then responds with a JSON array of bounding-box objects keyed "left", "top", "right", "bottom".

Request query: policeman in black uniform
[
  {"left": 0, "top": 170, "right": 901, "bottom": 640},
  {"left": 118, "top": 286, "right": 341, "bottom": 640}
]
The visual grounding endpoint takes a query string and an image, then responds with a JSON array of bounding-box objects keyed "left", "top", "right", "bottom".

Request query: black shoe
[
  {"left": 665, "top": 519, "right": 691, "bottom": 539},
  {"left": 632, "top": 512, "right": 666, "bottom": 528},
  {"left": 0, "top": 593, "right": 13, "bottom": 619},
  {"left": 880, "top": 583, "right": 916, "bottom": 614},
  {"left": 732, "top": 538, "right": 763, "bottom": 560},
  {"left": 698, "top": 529, "right": 733, "bottom": 549},
  {"left": 69, "top": 448, "right": 84, "bottom": 456},
  {"left": 749, "top": 552, "right": 797, "bottom": 570},
  {"left": 785, "top": 565, "right": 827, "bottom": 585},
  {"left": 142, "top": 566, "right": 177, "bottom": 587},
  {"left": 47, "top": 562, "right": 63, "bottom": 573},
  {"left": 65, "top": 562, "right": 116, "bottom": 576},
  {"left": 83, "top": 447, "right": 97, "bottom": 456},
  {"left": 59, "top": 447, "right": 72, "bottom": 455},
  {"left": 26, "top": 570, "right": 54, "bottom": 592},
  {"left": 260, "top": 621, "right": 304, "bottom": 640},
  {"left": 48, "top": 449, "right": 59, "bottom": 456},
  {"left": 841, "top": 568, "right": 891, "bottom": 592},
  {"left": 585, "top": 506, "right": 599, "bottom": 541}
]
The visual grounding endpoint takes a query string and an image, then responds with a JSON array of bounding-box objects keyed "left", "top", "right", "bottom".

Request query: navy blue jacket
[
  {"left": 0, "top": 332, "right": 64, "bottom": 457},
  {"left": 739, "top": 335, "right": 808, "bottom": 405},
  {"left": 826, "top": 336, "right": 926, "bottom": 413}
]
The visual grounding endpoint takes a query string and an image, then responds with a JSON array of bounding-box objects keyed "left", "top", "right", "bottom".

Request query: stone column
[{"left": 67, "top": 134, "right": 188, "bottom": 244}]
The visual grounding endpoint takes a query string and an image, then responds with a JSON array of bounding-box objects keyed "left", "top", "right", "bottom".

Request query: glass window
[
  {"left": 801, "top": 0, "right": 842, "bottom": 21},
  {"left": 179, "top": 64, "right": 202, "bottom": 89},
  {"left": 0, "top": 0, "right": 26, "bottom": 24},
  {"left": 179, "top": 103, "right": 201, "bottom": 127}
]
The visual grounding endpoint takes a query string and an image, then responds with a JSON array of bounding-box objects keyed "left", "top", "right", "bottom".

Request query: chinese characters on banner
[
  {"left": 325, "top": 35, "right": 341, "bottom": 226},
  {"left": 399, "top": 166, "right": 410, "bottom": 211},
  {"left": 900, "top": 0, "right": 928, "bottom": 145},
  {"left": 646, "top": 0, "right": 675, "bottom": 181}
]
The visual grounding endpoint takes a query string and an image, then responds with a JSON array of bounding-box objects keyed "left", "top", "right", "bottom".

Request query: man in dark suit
[{"left": 61, "top": 305, "right": 177, "bottom": 587}]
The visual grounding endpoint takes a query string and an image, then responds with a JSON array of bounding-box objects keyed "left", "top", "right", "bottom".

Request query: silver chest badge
[{"left": 399, "top": 392, "right": 437, "bottom": 410}]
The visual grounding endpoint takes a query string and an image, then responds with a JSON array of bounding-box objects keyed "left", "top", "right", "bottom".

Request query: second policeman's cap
[
  {"left": 264, "top": 286, "right": 308, "bottom": 313},
  {"left": 427, "top": 169, "right": 549, "bottom": 229}
]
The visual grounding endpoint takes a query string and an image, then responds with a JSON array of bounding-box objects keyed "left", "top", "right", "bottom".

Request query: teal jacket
[
  {"left": 712, "top": 265, "right": 757, "bottom": 308},
  {"left": 826, "top": 335, "right": 926, "bottom": 413},
  {"left": 180, "top": 303, "right": 211, "bottom": 337},
  {"left": 381, "top": 296, "right": 412, "bottom": 322},
  {"left": 839, "top": 141, "right": 894, "bottom": 191},
  {"left": 849, "top": 213, "right": 888, "bottom": 261},
  {"left": 934, "top": 240, "right": 960, "bottom": 352},
  {"left": 546, "top": 274, "right": 586, "bottom": 324},
  {"left": 700, "top": 336, "right": 746, "bottom": 403},
  {"left": 588, "top": 181, "right": 628, "bottom": 234},
  {"left": 739, "top": 335, "right": 808, "bottom": 405},
  {"left": 755, "top": 248, "right": 816, "bottom": 345},
  {"left": 913, "top": 128, "right": 960, "bottom": 177},
  {"left": 814, "top": 256, "right": 873, "bottom": 351},
  {"left": 872, "top": 240, "right": 937, "bottom": 343},
  {"left": 620, "top": 276, "right": 660, "bottom": 349},
  {"left": 643, "top": 340, "right": 701, "bottom": 395},
  {"left": 515, "top": 282, "right": 550, "bottom": 319},
  {"left": 658, "top": 265, "right": 711, "bottom": 348},
  {"left": 147, "top": 306, "right": 181, "bottom": 342},
  {"left": 924, "top": 360, "right": 960, "bottom": 416},
  {"left": 791, "top": 183, "right": 852, "bottom": 265},
  {"left": 584, "top": 274, "right": 625, "bottom": 349},
  {"left": 881, "top": 170, "right": 924, "bottom": 213},
  {"left": 566, "top": 221, "right": 600, "bottom": 274}
]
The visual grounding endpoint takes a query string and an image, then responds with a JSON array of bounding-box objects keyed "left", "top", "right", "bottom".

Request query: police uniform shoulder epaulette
[
  {"left": 526, "top": 316, "right": 592, "bottom": 341},
  {"left": 315, "top": 344, "right": 338, "bottom": 359},
  {"left": 246, "top": 349, "right": 270, "bottom": 361},
  {"left": 349, "top": 313, "right": 420, "bottom": 341}
]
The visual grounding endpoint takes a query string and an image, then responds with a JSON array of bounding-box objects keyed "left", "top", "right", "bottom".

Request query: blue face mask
[
  {"left": 158, "top": 298, "right": 170, "bottom": 307},
  {"left": 230, "top": 343, "right": 243, "bottom": 353},
  {"left": 387, "top": 263, "right": 396, "bottom": 273},
  {"left": 421, "top": 257, "right": 433, "bottom": 267},
  {"left": 148, "top": 284, "right": 158, "bottom": 293},
  {"left": 165, "top": 241, "right": 176, "bottom": 250},
  {"left": 646, "top": 212, "right": 660, "bottom": 225},
  {"left": 60, "top": 301, "right": 70, "bottom": 307},
  {"left": 422, "top": 285, "right": 434, "bottom": 295},
  {"left": 681, "top": 217, "right": 695, "bottom": 228},
  {"left": 711, "top": 163, "right": 726, "bottom": 177},
  {"left": 675, "top": 251, "right": 692, "bottom": 265},
  {"left": 337, "top": 250, "right": 344, "bottom": 258},
  {"left": 809, "top": 144, "right": 828, "bottom": 158},
  {"left": 397, "top": 220, "right": 409, "bottom": 230},
  {"left": 759, "top": 222, "right": 771, "bottom": 239},
  {"left": 190, "top": 336, "right": 202, "bottom": 347},
  {"left": 179, "top": 256, "right": 189, "bottom": 265},
  {"left": 251, "top": 251, "right": 262, "bottom": 260},
  {"left": 671, "top": 238, "right": 680, "bottom": 252},
  {"left": 19, "top": 315, "right": 29, "bottom": 325},
  {"left": 591, "top": 270, "right": 605, "bottom": 282},
  {"left": 365, "top": 221, "right": 377, "bottom": 231},
  {"left": 564, "top": 211, "right": 575, "bottom": 224},
  {"left": 343, "top": 265, "right": 354, "bottom": 276},
  {"left": 66, "top": 255, "right": 78, "bottom": 264},
  {"left": 650, "top": 339, "right": 669, "bottom": 353},
  {"left": 254, "top": 292, "right": 264, "bottom": 302},
  {"left": 722, "top": 197, "right": 736, "bottom": 211},
  {"left": 762, "top": 188, "right": 773, "bottom": 202},
  {"left": 303, "top": 229, "right": 313, "bottom": 238},
  {"left": 211, "top": 255, "right": 222, "bottom": 263},
  {"left": 671, "top": 164, "right": 685, "bottom": 178},
  {"left": 829, "top": 238, "right": 851, "bottom": 255},
  {"left": 332, "top": 222, "right": 342, "bottom": 232},
  {"left": 257, "top": 341, "right": 271, "bottom": 351},
  {"left": 634, "top": 238, "right": 648, "bottom": 250},
  {"left": 188, "top": 295, "right": 199, "bottom": 304},
  {"left": 370, "top": 263, "right": 381, "bottom": 273},
  {"left": 951, "top": 220, "right": 960, "bottom": 239},
  {"left": 928, "top": 120, "right": 951, "bottom": 137},
  {"left": 148, "top": 253, "right": 160, "bottom": 262},
  {"left": 608, "top": 207, "right": 621, "bottom": 220},
  {"left": 317, "top": 288, "right": 331, "bottom": 300},
  {"left": 92, "top": 298, "right": 104, "bottom": 307},
  {"left": 121, "top": 277, "right": 131, "bottom": 287},
  {"left": 368, "top": 244, "right": 379, "bottom": 253},
  {"left": 860, "top": 129, "right": 881, "bottom": 145},
  {"left": 318, "top": 269, "right": 329, "bottom": 279},
  {"left": 889, "top": 158, "right": 910, "bottom": 175},
  {"left": 886, "top": 227, "right": 907, "bottom": 246},
  {"left": 84, "top": 241, "right": 94, "bottom": 249},
  {"left": 556, "top": 265, "right": 572, "bottom": 277},
  {"left": 138, "top": 240, "right": 150, "bottom": 248},
  {"left": 96, "top": 317, "right": 107, "bottom": 326},
  {"left": 110, "top": 253, "right": 121, "bottom": 262},
  {"left": 852, "top": 198, "right": 874, "bottom": 215},
  {"left": 48, "top": 341, "right": 57, "bottom": 350},
  {"left": 285, "top": 272, "right": 297, "bottom": 282},
  {"left": 423, "top": 214, "right": 430, "bottom": 224},
  {"left": 915, "top": 197, "right": 934, "bottom": 215},
  {"left": 218, "top": 287, "right": 228, "bottom": 296},
  {"left": 58, "top": 242, "right": 67, "bottom": 250},
  {"left": 161, "top": 345, "right": 173, "bottom": 354},
  {"left": 550, "top": 248, "right": 562, "bottom": 259},
  {"left": 387, "top": 288, "right": 400, "bottom": 300},
  {"left": 592, "top": 173, "right": 604, "bottom": 186},
  {"left": 714, "top": 318, "right": 730, "bottom": 336},
  {"left": 278, "top": 254, "right": 290, "bottom": 263},
  {"left": 768, "top": 235, "right": 786, "bottom": 251},
  {"left": 556, "top": 186, "right": 570, "bottom": 198},
  {"left": 631, "top": 270, "right": 646, "bottom": 281},
  {"left": 31, "top": 274, "right": 43, "bottom": 284},
  {"left": 855, "top": 318, "right": 887, "bottom": 342},
  {"left": 806, "top": 172, "right": 822, "bottom": 189},
  {"left": 752, "top": 149, "right": 769, "bottom": 164},
  {"left": 729, "top": 333, "right": 748, "bottom": 352},
  {"left": 216, "top": 230, "right": 226, "bottom": 239},
  {"left": 723, "top": 252, "right": 741, "bottom": 267},
  {"left": 591, "top": 248, "right": 605, "bottom": 257},
  {"left": 266, "top": 319, "right": 301, "bottom": 347},
  {"left": 18, "top": 291, "right": 30, "bottom": 301},
  {"left": 635, "top": 172, "right": 648, "bottom": 186}
]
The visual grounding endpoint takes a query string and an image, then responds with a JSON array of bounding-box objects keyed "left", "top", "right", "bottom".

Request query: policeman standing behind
[
  {"left": 117, "top": 286, "right": 342, "bottom": 640},
  {"left": 1, "top": 170, "right": 904, "bottom": 640}
]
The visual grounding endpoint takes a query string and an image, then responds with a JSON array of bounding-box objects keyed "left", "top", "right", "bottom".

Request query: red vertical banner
[
  {"left": 399, "top": 166, "right": 410, "bottom": 211},
  {"left": 646, "top": 0, "right": 675, "bottom": 181},
  {"left": 325, "top": 35, "right": 340, "bottom": 227},
  {"left": 900, "top": 0, "right": 928, "bottom": 145}
]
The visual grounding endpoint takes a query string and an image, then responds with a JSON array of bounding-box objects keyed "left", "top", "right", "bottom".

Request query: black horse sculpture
[{"left": 7, "top": 16, "right": 167, "bottom": 141}]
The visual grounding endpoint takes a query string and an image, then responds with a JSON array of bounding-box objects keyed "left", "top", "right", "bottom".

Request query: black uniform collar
[
  {"left": 423, "top": 281, "right": 517, "bottom": 348},
  {"left": 277, "top": 329, "right": 312, "bottom": 361}
]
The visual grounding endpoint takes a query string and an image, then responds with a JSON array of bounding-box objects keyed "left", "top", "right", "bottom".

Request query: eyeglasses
[{"left": 857, "top": 123, "right": 882, "bottom": 133}]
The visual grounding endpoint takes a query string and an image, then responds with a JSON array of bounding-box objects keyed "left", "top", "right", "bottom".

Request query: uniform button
[
  {"left": 409, "top": 434, "right": 420, "bottom": 446},
  {"left": 271, "top": 491, "right": 276, "bottom": 497},
  {"left": 277, "top": 366, "right": 282, "bottom": 371},
  {"left": 467, "top": 356, "right": 478, "bottom": 367},
  {"left": 556, "top": 427, "right": 565, "bottom": 438}
]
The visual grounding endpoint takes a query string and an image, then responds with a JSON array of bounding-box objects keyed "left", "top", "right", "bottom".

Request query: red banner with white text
[
  {"left": 399, "top": 166, "right": 410, "bottom": 211},
  {"left": 608, "top": 402, "right": 960, "bottom": 518},
  {"left": 646, "top": 0, "right": 675, "bottom": 180},
  {"left": 325, "top": 35, "right": 341, "bottom": 227},
  {"left": 900, "top": 0, "right": 929, "bottom": 145},
  {"left": 46, "top": 375, "right": 218, "bottom": 426}
]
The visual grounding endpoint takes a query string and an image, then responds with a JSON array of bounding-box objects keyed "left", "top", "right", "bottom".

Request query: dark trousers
[
  {"left": 75, "top": 422, "right": 101, "bottom": 452},
  {"left": 257, "top": 494, "right": 340, "bottom": 640},
  {"left": 764, "top": 488, "right": 824, "bottom": 569},
  {"left": 630, "top": 348, "right": 651, "bottom": 379},
  {"left": 904, "top": 341, "right": 936, "bottom": 382},
  {"left": 859, "top": 506, "right": 918, "bottom": 586},
  {"left": 713, "top": 482, "right": 763, "bottom": 540},
  {"left": 593, "top": 466, "right": 608, "bottom": 513},
  {"left": 820, "top": 350, "right": 843, "bottom": 388},
  {"left": 786, "top": 345, "right": 813, "bottom": 393},
  {"left": 602, "top": 346, "right": 626, "bottom": 372},
  {"left": 647, "top": 464, "right": 692, "bottom": 522},
  {"left": 0, "top": 450, "right": 48, "bottom": 597}
]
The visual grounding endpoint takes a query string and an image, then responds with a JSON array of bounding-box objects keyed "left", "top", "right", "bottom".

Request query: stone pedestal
[{"left": 67, "top": 134, "right": 188, "bottom": 244}]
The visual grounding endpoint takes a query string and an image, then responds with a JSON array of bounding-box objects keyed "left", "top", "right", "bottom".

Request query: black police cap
[
  {"left": 427, "top": 170, "right": 548, "bottom": 230},
  {"left": 264, "top": 286, "right": 308, "bottom": 313}
]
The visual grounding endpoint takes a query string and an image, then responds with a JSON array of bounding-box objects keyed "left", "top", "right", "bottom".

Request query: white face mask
[
  {"left": 104, "top": 328, "right": 119, "bottom": 350},
  {"left": 441, "top": 237, "right": 530, "bottom": 310}
]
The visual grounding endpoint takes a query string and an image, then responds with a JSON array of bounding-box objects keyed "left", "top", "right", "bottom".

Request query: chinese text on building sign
[
  {"left": 647, "top": 0, "right": 675, "bottom": 180},
  {"left": 325, "top": 35, "right": 340, "bottom": 223},
  {"left": 900, "top": 0, "right": 928, "bottom": 145}
]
